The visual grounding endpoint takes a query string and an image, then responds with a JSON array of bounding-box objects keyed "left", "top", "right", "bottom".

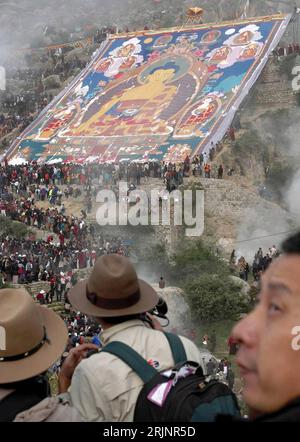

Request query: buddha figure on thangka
[
  {"left": 35, "top": 103, "right": 80, "bottom": 140},
  {"left": 174, "top": 95, "right": 221, "bottom": 138},
  {"left": 63, "top": 55, "right": 208, "bottom": 139}
]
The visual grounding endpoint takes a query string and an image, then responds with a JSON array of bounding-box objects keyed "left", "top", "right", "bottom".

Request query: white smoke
[
  {"left": 285, "top": 170, "right": 300, "bottom": 216},
  {"left": 235, "top": 205, "right": 295, "bottom": 262},
  {"left": 234, "top": 107, "right": 300, "bottom": 262},
  {"left": 284, "top": 119, "right": 300, "bottom": 216}
]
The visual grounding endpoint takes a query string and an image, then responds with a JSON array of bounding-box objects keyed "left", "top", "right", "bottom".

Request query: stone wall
[
  {"left": 10, "top": 281, "right": 51, "bottom": 297},
  {"left": 251, "top": 58, "right": 296, "bottom": 107},
  {"left": 9, "top": 268, "right": 92, "bottom": 298}
]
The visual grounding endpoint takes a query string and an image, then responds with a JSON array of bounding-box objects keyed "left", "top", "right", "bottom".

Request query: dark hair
[
  {"left": 282, "top": 232, "right": 300, "bottom": 254},
  {"left": 0, "top": 373, "right": 50, "bottom": 396}
]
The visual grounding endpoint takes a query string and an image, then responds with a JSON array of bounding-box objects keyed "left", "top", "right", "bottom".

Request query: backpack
[{"left": 102, "top": 333, "right": 240, "bottom": 422}]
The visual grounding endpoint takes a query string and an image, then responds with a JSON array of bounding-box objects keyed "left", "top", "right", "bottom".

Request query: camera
[
  {"left": 146, "top": 296, "right": 169, "bottom": 327},
  {"left": 149, "top": 297, "right": 168, "bottom": 320}
]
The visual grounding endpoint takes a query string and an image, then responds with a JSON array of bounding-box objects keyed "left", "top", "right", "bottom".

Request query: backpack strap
[
  {"left": 101, "top": 341, "right": 158, "bottom": 383},
  {"left": 164, "top": 332, "right": 187, "bottom": 364},
  {"left": 102, "top": 333, "right": 187, "bottom": 383}
]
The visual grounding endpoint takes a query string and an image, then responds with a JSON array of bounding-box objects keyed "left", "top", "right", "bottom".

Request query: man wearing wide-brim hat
[
  {"left": 0, "top": 288, "right": 95, "bottom": 422},
  {"left": 59, "top": 254, "right": 207, "bottom": 422}
]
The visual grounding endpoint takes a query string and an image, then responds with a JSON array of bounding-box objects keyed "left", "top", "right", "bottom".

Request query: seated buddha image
[
  {"left": 94, "top": 58, "right": 113, "bottom": 73},
  {"left": 238, "top": 43, "right": 260, "bottom": 60},
  {"left": 233, "top": 30, "right": 254, "bottom": 46},
  {"left": 201, "top": 30, "right": 221, "bottom": 44},
  {"left": 175, "top": 96, "right": 219, "bottom": 137},
  {"left": 210, "top": 45, "right": 231, "bottom": 63},
  {"left": 36, "top": 105, "right": 77, "bottom": 140},
  {"left": 69, "top": 62, "right": 181, "bottom": 138},
  {"left": 119, "top": 56, "right": 136, "bottom": 72}
]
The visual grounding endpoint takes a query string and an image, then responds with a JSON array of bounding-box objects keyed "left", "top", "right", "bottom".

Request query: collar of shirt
[{"left": 100, "top": 319, "right": 148, "bottom": 346}]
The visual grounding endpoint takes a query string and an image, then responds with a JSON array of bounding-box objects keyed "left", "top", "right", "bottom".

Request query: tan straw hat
[
  {"left": 68, "top": 254, "right": 158, "bottom": 317},
  {"left": 0, "top": 288, "right": 68, "bottom": 384}
]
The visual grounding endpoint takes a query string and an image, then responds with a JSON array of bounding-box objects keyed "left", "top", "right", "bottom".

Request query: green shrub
[
  {"left": 0, "top": 279, "right": 10, "bottom": 289},
  {"left": 146, "top": 239, "right": 249, "bottom": 321},
  {"left": 169, "top": 240, "right": 228, "bottom": 284},
  {"left": 0, "top": 217, "right": 30, "bottom": 239},
  {"left": 185, "top": 274, "right": 248, "bottom": 322}
]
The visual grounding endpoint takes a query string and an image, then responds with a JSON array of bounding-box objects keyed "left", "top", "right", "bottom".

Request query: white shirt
[{"left": 69, "top": 320, "right": 208, "bottom": 422}]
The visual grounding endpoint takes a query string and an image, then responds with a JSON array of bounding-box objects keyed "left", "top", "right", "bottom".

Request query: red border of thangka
[{"left": 5, "top": 13, "right": 291, "bottom": 163}]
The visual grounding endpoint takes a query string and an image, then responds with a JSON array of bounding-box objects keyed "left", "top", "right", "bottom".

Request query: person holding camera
[
  {"left": 0, "top": 288, "right": 96, "bottom": 422},
  {"left": 59, "top": 254, "right": 211, "bottom": 422}
]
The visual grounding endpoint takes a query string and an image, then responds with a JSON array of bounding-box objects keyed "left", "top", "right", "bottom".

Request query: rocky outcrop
[
  {"left": 152, "top": 284, "right": 193, "bottom": 335},
  {"left": 252, "top": 58, "right": 296, "bottom": 107},
  {"left": 184, "top": 176, "right": 297, "bottom": 257}
]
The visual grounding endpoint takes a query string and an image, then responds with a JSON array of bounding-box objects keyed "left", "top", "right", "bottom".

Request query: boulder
[
  {"left": 229, "top": 275, "right": 251, "bottom": 300},
  {"left": 151, "top": 284, "right": 194, "bottom": 335}
]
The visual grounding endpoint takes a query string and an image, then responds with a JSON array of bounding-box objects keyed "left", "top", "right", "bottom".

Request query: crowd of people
[
  {"left": 1, "top": 1, "right": 300, "bottom": 425},
  {"left": 0, "top": 255, "right": 241, "bottom": 422},
  {"left": 0, "top": 148, "right": 224, "bottom": 298},
  {"left": 0, "top": 112, "right": 36, "bottom": 139},
  {"left": 2, "top": 230, "right": 300, "bottom": 422},
  {"left": 0, "top": 143, "right": 228, "bottom": 212},
  {"left": 272, "top": 43, "right": 300, "bottom": 57},
  {"left": 231, "top": 245, "right": 280, "bottom": 282},
  {"left": 0, "top": 162, "right": 131, "bottom": 288},
  {"left": 0, "top": 233, "right": 130, "bottom": 288},
  {"left": 0, "top": 48, "right": 90, "bottom": 146}
]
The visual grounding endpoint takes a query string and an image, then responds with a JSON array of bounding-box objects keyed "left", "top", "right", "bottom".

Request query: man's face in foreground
[{"left": 232, "top": 254, "right": 300, "bottom": 415}]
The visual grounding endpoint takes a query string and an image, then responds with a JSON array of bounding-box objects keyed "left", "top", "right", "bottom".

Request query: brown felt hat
[
  {"left": 68, "top": 254, "right": 159, "bottom": 317},
  {"left": 0, "top": 288, "right": 68, "bottom": 384}
]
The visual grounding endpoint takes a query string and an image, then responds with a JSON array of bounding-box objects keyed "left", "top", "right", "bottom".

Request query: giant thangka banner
[{"left": 8, "top": 14, "right": 291, "bottom": 164}]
